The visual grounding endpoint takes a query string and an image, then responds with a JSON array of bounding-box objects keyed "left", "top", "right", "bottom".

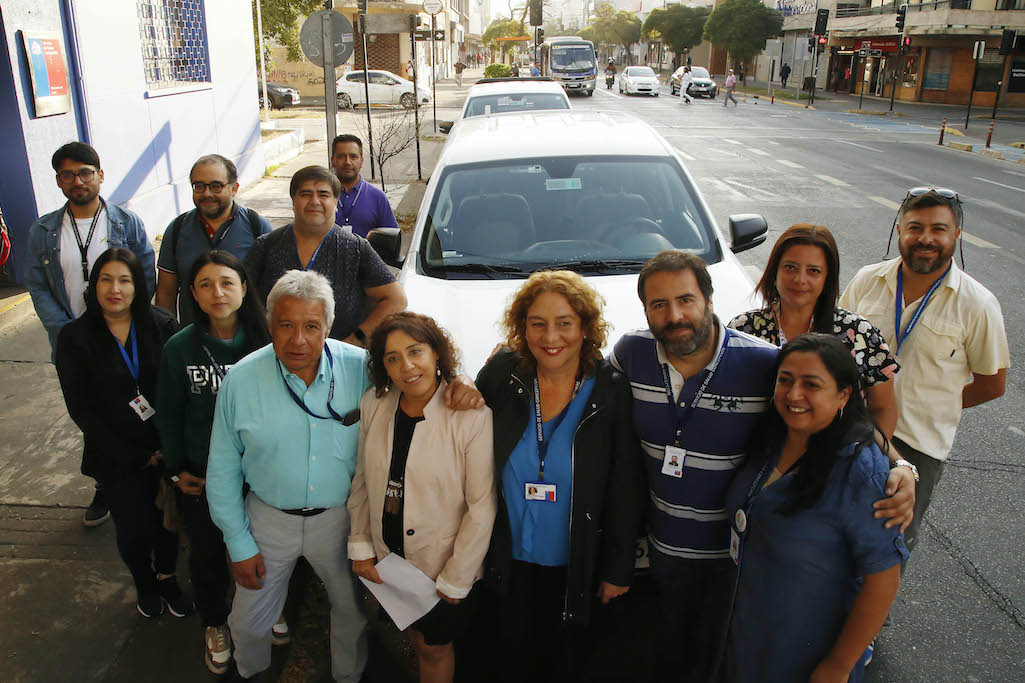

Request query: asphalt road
[{"left": 568, "top": 82, "right": 1025, "bottom": 681}]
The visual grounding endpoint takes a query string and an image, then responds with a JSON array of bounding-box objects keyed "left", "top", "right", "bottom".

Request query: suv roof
[
  {"left": 443, "top": 111, "right": 671, "bottom": 166},
  {"left": 473, "top": 76, "right": 554, "bottom": 84}
]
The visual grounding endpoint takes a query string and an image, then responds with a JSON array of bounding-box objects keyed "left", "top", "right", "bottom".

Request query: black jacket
[
  {"left": 56, "top": 307, "right": 178, "bottom": 484},
  {"left": 476, "top": 350, "right": 645, "bottom": 625}
]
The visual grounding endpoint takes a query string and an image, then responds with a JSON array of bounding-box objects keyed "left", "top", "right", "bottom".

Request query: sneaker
[
  {"left": 137, "top": 594, "right": 163, "bottom": 618},
  {"left": 864, "top": 639, "right": 875, "bottom": 666},
  {"left": 271, "top": 614, "right": 290, "bottom": 646},
  {"left": 83, "top": 488, "right": 110, "bottom": 527},
  {"left": 204, "top": 625, "right": 232, "bottom": 675},
  {"left": 157, "top": 575, "right": 194, "bottom": 617}
]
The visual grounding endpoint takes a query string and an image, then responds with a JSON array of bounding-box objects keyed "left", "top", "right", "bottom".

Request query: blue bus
[{"left": 540, "top": 37, "right": 597, "bottom": 96}]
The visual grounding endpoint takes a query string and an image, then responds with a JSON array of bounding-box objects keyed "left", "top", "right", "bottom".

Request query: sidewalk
[{"left": 0, "top": 75, "right": 473, "bottom": 683}]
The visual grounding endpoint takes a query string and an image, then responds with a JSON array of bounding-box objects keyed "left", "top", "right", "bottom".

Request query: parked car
[
  {"left": 365, "top": 110, "right": 767, "bottom": 376},
  {"left": 438, "top": 78, "right": 571, "bottom": 133},
  {"left": 335, "top": 70, "right": 431, "bottom": 109},
  {"left": 670, "top": 66, "right": 719, "bottom": 98},
  {"left": 618, "top": 66, "right": 660, "bottom": 96},
  {"left": 258, "top": 82, "right": 300, "bottom": 109}
]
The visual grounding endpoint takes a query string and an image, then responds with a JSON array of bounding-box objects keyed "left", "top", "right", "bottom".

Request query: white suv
[
  {"left": 368, "top": 110, "right": 767, "bottom": 376},
  {"left": 439, "top": 78, "right": 571, "bottom": 134}
]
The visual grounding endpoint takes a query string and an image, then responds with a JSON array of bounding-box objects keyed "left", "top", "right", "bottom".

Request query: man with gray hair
[
  {"left": 156, "top": 154, "right": 272, "bottom": 322},
  {"left": 207, "top": 269, "right": 484, "bottom": 681}
]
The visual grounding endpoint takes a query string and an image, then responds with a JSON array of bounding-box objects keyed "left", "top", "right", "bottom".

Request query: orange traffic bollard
[
  {"left": 771, "top": 87, "right": 775, "bottom": 104},
  {"left": 939, "top": 117, "right": 947, "bottom": 146},
  {"left": 986, "top": 118, "right": 994, "bottom": 148}
]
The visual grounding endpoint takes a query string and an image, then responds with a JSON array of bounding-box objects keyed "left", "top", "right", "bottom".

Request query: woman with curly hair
[
  {"left": 348, "top": 312, "right": 496, "bottom": 683},
  {"left": 473, "top": 270, "right": 645, "bottom": 682}
]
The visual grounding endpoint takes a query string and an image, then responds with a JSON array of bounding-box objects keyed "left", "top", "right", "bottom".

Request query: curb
[
  {"left": 978, "top": 148, "right": 1006, "bottom": 160},
  {"left": 943, "top": 127, "right": 966, "bottom": 137},
  {"left": 263, "top": 128, "right": 306, "bottom": 168},
  {"left": 1011, "top": 142, "right": 1025, "bottom": 149},
  {"left": 946, "top": 141, "right": 973, "bottom": 151}
]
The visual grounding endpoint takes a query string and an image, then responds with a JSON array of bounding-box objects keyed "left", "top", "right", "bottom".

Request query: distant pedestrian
[
  {"left": 406, "top": 60, "right": 414, "bottom": 80},
  {"left": 530, "top": 63, "right": 540, "bottom": 77},
  {"left": 780, "top": 63, "right": 791, "bottom": 88},
  {"left": 455, "top": 59, "right": 467, "bottom": 86},
  {"left": 155, "top": 154, "right": 272, "bottom": 324},
  {"left": 510, "top": 63, "right": 520, "bottom": 77},
  {"left": 724, "top": 69, "right": 739, "bottom": 106},
  {"left": 327, "top": 134, "right": 399, "bottom": 239},
  {"left": 679, "top": 66, "right": 693, "bottom": 104}
]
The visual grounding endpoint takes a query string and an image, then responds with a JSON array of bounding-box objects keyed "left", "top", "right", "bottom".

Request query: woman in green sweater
[{"left": 155, "top": 250, "right": 272, "bottom": 675}]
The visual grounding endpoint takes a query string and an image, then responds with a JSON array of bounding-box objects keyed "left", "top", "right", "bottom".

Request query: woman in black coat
[
  {"left": 56, "top": 248, "right": 188, "bottom": 618},
  {"left": 473, "top": 270, "right": 645, "bottom": 682}
]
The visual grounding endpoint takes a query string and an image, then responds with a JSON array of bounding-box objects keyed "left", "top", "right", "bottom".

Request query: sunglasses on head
[
  {"left": 906, "top": 187, "right": 959, "bottom": 201},
  {"left": 885, "top": 187, "right": 965, "bottom": 268}
]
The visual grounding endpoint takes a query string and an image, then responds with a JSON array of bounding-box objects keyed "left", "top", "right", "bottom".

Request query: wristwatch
[
  {"left": 353, "top": 327, "right": 367, "bottom": 344},
  {"left": 891, "top": 459, "right": 920, "bottom": 483}
]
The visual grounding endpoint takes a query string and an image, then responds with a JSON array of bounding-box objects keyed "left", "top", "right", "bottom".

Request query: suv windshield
[
  {"left": 551, "top": 45, "right": 595, "bottom": 70},
  {"left": 690, "top": 67, "right": 710, "bottom": 79},
  {"left": 464, "top": 93, "right": 569, "bottom": 117},
  {"left": 419, "top": 156, "right": 719, "bottom": 277}
]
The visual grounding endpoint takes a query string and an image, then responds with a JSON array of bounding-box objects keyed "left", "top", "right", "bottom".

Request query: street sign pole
[
  {"left": 966, "top": 43, "right": 981, "bottom": 129},
  {"left": 410, "top": 18, "right": 422, "bottom": 180},
  {"left": 256, "top": 0, "right": 270, "bottom": 124},
  {"left": 431, "top": 14, "right": 438, "bottom": 132},
  {"left": 322, "top": 11, "right": 337, "bottom": 166},
  {"left": 300, "top": 8, "right": 355, "bottom": 166},
  {"left": 858, "top": 51, "right": 866, "bottom": 109},
  {"left": 992, "top": 54, "right": 1008, "bottom": 121}
]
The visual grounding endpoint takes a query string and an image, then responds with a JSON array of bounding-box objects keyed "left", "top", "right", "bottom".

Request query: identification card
[
  {"left": 661, "top": 446, "right": 686, "bottom": 478},
  {"left": 729, "top": 527, "right": 741, "bottom": 566},
  {"left": 129, "top": 394, "right": 155, "bottom": 421},
  {"left": 525, "top": 482, "right": 557, "bottom": 502}
]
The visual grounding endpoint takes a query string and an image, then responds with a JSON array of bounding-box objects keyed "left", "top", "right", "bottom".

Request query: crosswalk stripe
[
  {"left": 816, "top": 174, "right": 850, "bottom": 187},
  {"left": 678, "top": 150, "right": 696, "bottom": 161},
  {"left": 748, "top": 149, "right": 770, "bottom": 156},
  {"left": 961, "top": 232, "right": 1000, "bottom": 249},
  {"left": 722, "top": 138, "right": 742, "bottom": 145},
  {"left": 777, "top": 159, "right": 803, "bottom": 168},
  {"left": 868, "top": 196, "right": 901, "bottom": 210}
]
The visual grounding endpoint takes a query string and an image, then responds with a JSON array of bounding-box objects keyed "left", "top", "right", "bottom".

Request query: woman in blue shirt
[
  {"left": 720, "top": 334, "right": 908, "bottom": 683},
  {"left": 474, "top": 271, "right": 645, "bottom": 683}
]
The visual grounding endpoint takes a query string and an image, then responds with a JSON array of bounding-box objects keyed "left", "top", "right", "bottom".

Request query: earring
[{"left": 436, "top": 364, "right": 442, "bottom": 378}]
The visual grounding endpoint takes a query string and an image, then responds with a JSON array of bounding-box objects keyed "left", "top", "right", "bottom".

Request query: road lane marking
[
  {"left": 748, "top": 149, "right": 771, "bottom": 156},
  {"left": 1002, "top": 170, "right": 1025, "bottom": 179},
  {"left": 677, "top": 150, "right": 696, "bottom": 161},
  {"left": 973, "top": 177, "right": 1025, "bottom": 194},
  {"left": 722, "top": 138, "right": 742, "bottom": 145},
  {"left": 869, "top": 196, "right": 901, "bottom": 210},
  {"left": 961, "top": 232, "right": 999, "bottom": 249},
  {"left": 816, "top": 174, "right": 850, "bottom": 187},
  {"left": 835, "top": 139, "right": 883, "bottom": 153},
  {"left": 763, "top": 140, "right": 780, "bottom": 145},
  {"left": 777, "top": 159, "right": 803, "bottom": 168}
]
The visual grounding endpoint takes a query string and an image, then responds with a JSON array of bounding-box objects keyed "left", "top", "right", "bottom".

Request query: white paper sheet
[{"left": 358, "top": 553, "right": 440, "bottom": 631}]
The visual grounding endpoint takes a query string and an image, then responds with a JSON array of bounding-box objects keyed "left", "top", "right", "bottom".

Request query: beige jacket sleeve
[{"left": 347, "top": 390, "right": 378, "bottom": 562}]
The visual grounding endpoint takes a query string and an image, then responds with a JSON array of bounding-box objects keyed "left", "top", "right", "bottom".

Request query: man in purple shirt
[{"left": 330, "top": 134, "right": 399, "bottom": 239}]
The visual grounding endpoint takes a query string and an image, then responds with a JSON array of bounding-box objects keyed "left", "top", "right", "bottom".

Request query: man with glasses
[
  {"left": 839, "top": 188, "right": 1009, "bottom": 553},
  {"left": 156, "top": 154, "right": 272, "bottom": 323},
  {"left": 26, "top": 141, "right": 156, "bottom": 527}
]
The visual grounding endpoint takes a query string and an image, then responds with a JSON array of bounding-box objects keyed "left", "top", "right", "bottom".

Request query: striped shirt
[{"left": 610, "top": 319, "right": 778, "bottom": 560}]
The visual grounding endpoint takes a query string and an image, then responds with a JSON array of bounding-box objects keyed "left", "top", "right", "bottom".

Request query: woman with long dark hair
[
  {"left": 719, "top": 334, "right": 908, "bottom": 683},
  {"left": 56, "top": 247, "right": 188, "bottom": 618},
  {"left": 729, "top": 224, "right": 901, "bottom": 438},
  {"left": 154, "top": 250, "right": 274, "bottom": 674}
]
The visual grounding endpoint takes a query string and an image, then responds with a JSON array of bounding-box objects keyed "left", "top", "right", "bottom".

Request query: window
[{"left": 137, "top": 0, "right": 210, "bottom": 90}]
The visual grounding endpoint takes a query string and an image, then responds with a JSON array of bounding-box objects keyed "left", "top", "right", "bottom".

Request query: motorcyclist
[{"left": 605, "top": 60, "right": 617, "bottom": 89}]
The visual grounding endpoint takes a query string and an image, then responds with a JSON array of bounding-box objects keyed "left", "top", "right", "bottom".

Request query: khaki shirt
[{"left": 839, "top": 258, "right": 1009, "bottom": 461}]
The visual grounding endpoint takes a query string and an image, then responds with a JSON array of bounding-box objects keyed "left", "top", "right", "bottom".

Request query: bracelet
[{"left": 891, "top": 458, "right": 920, "bottom": 483}]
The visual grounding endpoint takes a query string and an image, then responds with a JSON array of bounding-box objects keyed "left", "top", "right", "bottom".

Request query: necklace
[{"left": 773, "top": 300, "right": 813, "bottom": 346}]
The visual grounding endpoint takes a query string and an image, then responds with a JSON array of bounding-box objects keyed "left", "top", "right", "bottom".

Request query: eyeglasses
[
  {"left": 57, "top": 169, "right": 97, "bottom": 184},
  {"left": 191, "top": 181, "right": 229, "bottom": 193}
]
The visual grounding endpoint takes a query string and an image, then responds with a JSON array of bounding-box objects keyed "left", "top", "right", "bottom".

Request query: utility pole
[{"left": 256, "top": 0, "right": 270, "bottom": 124}]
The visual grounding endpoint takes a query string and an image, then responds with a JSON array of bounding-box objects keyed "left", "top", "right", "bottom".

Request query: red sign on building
[{"left": 855, "top": 38, "right": 899, "bottom": 53}]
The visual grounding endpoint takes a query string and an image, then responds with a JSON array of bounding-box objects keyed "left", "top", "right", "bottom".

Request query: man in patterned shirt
[{"left": 244, "top": 166, "right": 406, "bottom": 346}]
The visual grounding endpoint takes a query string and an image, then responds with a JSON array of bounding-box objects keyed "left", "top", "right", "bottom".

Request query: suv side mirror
[
  {"left": 439, "top": 120, "right": 453, "bottom": 134},
  {"left": 367, "top": 227, "right": 405, "bottom": 268},
  {"left": 729, "top": 214, "right": 767, "bottom": 253}
]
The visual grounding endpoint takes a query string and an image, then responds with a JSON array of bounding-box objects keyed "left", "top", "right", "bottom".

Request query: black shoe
[
  {"left": 83, "top": 488, "right": 110, "bottom": 527},
  {"left": 157, "top": 575, "right": 194, "bottom": 617},
  {"left": 137, "top": 593, "right": 163, "bottom": 618}
]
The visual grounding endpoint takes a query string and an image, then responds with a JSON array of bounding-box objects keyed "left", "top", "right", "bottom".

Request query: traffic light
[
  {"left": 535, "top": 27, "right": 545, "bottom": 43},
  {"left": 895, "top": 4, "right": 907, "bottom": 32},
  {"left": 999, "top": 29, "right": 1016, "bottom": 55},
  {"left": 817, "top": 35, "right": 827, "bottom": 52},
  {"left": 807, "top": 36, "right": 815, "bottom": 53},
  {"left": 529, "top": 0, "right": 542, "bottom": 27},
  {"left": 814, "top": 9, "right": 829, "bottom": 36},
  {"left": 900, "top": 36, "right": 911, "bottom": 55}
]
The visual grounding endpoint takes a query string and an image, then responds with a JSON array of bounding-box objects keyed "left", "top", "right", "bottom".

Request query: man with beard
[
  {"left": 26, "top": 141, "right": 156, "bottom": 527},
  {"left": 329, "top": 134, "right": 398, "bottom": 239},
  {"left": 156, "top": 154, "right": 271, "bottom": 323},
  {"left": 840, "top": 189, "right": 1008, "bottom": 554}
]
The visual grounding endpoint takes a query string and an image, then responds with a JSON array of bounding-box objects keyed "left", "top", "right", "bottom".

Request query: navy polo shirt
[
  {"left": 157, "top": 203, "right": 272, "bottom": 323},
  {"left": 333, "top": 177, "right": 398, "bottom": 238}
]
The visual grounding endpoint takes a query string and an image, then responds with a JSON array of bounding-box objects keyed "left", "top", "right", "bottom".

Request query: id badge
[
  {"left": 729, "top": 527, "right": 742, "bottom": 566},
  {"left": 525, "top": 482, "right": 557, "bottom": 502},
  {"left": 661, "top": 445, "right": 686, "bottom": 478},
  {"left": 129, "top": 394, "right": 155, "bottom": 422}
]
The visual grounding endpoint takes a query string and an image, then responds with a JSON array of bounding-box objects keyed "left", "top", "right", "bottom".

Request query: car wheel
[
  {"left": 337, "top": 92, "right": 353, "bottom": 109},
  {"left": 400, "top": 92, "right": 416, "bottom": 109},
  {"left": 671, "top": 86, "right": 677, "bottom": 95},
  {"left": 653, "top": 92, "right": 659, "bottom": 97}
]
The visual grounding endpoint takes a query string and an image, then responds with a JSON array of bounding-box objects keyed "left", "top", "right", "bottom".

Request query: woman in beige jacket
[{"left": 348, "top": 312, "right": 496, "bottom": 683}]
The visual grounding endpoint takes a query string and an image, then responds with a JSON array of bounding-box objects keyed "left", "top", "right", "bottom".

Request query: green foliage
[
  {"left": 252, "top": 0, "right": 324, "bottom": 71},
  {"left": 644, "top": 5, "right": 709, "bottom": 57},
  {"left": 703, "top": 0, "right": 783, "bottom": 63},
  {"left": 484, "top": 63, "right": 512, "bottom": 78},
  {"left": 582, "top": 2, "right": 642, "bottom": 58},
  {"left": 483, "top": 17, "right": 527, "bottom": 56}
]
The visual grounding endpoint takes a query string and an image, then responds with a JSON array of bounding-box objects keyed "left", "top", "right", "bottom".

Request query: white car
[
  {"left": 365, "top": 110, "right": 767, "bottom": 376},
  {"left": 618, "top": 66, "right": 660, "bottom": 97},
  {"left": 439, "top": 78, "right": 571, "bottom": 133},
  {"left": 335, "top": 70, "right": 431, "bottom": 109}
]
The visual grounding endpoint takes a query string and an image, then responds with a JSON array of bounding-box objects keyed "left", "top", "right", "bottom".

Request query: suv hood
[{"left": 691, "top": 77, "right": 715, "bottom": 85}]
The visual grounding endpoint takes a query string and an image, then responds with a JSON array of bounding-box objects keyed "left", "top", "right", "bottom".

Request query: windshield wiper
[
  {"left": 436, "top": 263, "right": 531, "bottom": 278},
  {"left": 546, "top": 259, "right": 645, "bottom": 272}
]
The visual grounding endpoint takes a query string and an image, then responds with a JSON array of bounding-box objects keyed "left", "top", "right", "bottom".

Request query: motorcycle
[{"left": 605, "top": 73, "right": 615, "bottom": 89}]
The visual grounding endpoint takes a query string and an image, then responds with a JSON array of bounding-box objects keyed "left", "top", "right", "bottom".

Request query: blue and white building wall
[{"left": 0, "top": 0, "right": 264, "bottom": 285}]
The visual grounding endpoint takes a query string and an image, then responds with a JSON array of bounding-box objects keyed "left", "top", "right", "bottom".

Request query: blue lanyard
[
  {"left": 659, "top": 335, "right": 725, "bottom": 447},
  {"left": 894, "top": 263, "right": 951, "bottom": 355},
  {"left": 112, "top": 321, "right": 140, "bottom": 386},
  {"left": 339, "top": 179, "right": 365, "bottom": 225},
  {"left": 279, "top": 344, "right": 346, "bottom": 421},
  {"left": 532, "top": 375, "right": 581, "bottom": 481},
  {"left": 301, "top": 230, "right": 333, "bottom": 272}
]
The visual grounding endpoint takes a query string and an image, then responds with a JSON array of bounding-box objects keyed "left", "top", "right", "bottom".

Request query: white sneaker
[
  {"left": 204, "top": 625, "right": 232, "bottom": 675},
  {"left": 271, "top": 614, "right": 290, "bottom": 646}
]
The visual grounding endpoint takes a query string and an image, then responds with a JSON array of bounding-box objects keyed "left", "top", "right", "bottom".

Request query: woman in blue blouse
[{"left": 720, "top": 334, "right": 908, "bottom": 683}]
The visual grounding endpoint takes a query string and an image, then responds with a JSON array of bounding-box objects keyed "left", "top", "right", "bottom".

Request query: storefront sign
[
  {"left": 776, "top": 0, "right": 815, "bottom": 16},
  {"left": 22, "top": 31, "right": 71, "bottom": 117},
  {"left": 854, "top": 38, "right": 899, "bottom": 53},
  {"left": 1009, "top": 60, "right": 1025, "bottom": 93}
]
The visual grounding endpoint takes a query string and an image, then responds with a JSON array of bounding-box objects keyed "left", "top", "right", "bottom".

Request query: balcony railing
[{"left": 835, "top": 0, "right": 973, "bottom": 18}]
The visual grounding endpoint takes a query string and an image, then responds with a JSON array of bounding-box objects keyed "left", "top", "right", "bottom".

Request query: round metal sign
[
  {"left": 422, "top": 0, "right": 444, "bottom": 15},
  {"left": 300, "top": 9, "right": 355, "bottom": 68}
]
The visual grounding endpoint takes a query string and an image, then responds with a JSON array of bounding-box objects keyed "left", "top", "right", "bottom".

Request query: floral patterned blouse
[{"left": 728, "top": 307, "right": 900, "bottom": 387}]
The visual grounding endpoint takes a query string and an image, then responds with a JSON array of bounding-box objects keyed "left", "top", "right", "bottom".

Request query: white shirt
[
  {"left": 839, "top": 258, "right": 1009, "bottom": 461},
  {"left": 59, "top": 206, "right": 109, "bottom": 319}
]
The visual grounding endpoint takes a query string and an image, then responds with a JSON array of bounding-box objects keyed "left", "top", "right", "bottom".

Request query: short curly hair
[
  {"left": 367, "top": 312, "right": 460, "bottom": 397},
  {"left": 501, "top": 270, "right": 609, "bottom": 377}
]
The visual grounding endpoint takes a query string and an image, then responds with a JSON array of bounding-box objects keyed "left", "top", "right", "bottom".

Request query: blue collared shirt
[
  {"left": 333, "top": 177, "right": 398, "bottom": 238},
  {"left": 207, "top": 340, "right": 369, "bottom": 561}
]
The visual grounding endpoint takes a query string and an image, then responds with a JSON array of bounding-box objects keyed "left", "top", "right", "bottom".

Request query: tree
[
  {"left": 483, "top": 17, "right": 527, "bottom": 59},
  {"left": 251, "top": 0, "right": 324, "bottom": 71},
  {"left": 643, "top": 5, "right": 710, "bottom": 69},
  {"left": 703, "top": 0, "right": 783, "bottom": 66},
  {"left": 585, "top": 2, "right": 641, "bottom": 64},
  {"left": 345, "top": 108, "right": 426, "bottom": 193}
]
